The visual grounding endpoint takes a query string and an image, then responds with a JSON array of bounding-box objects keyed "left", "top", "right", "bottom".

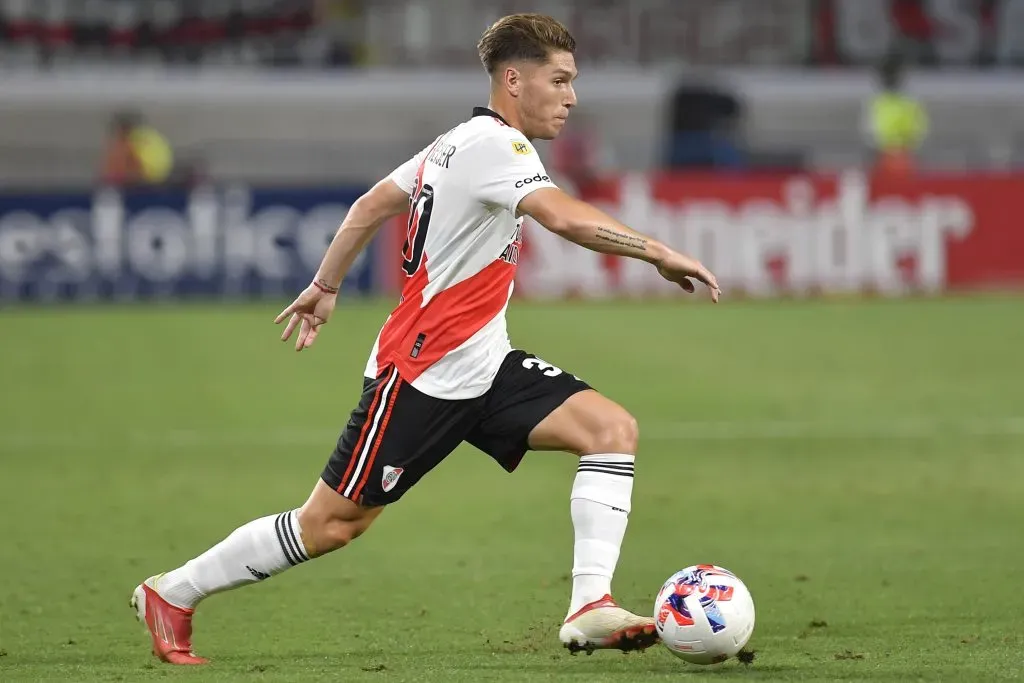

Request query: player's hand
[
  {"left": 274, "top": 283, "right": 338, "bottom": 352},
  {"left": 656, "top": 250, "right": 721, "bottom": 303}
]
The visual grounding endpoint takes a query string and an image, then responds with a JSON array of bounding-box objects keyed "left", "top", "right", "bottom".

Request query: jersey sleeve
[
  {"left": 471, "top": 135, "right": 558, "bottom": 215},
  {"left": 386, "top": 138, "right": 438, "bottom": 194}
]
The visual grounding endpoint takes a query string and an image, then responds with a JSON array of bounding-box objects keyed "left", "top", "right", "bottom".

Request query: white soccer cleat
[{"left": 559, "top": 594, "right": 659, "bottom": 655}]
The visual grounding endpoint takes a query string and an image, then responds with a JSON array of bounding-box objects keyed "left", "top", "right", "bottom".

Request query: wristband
[{"left": 312, "top": 280, "right": 339, "bottom": 295}]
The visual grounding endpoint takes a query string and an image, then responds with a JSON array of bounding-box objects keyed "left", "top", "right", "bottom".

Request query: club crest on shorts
[{"left": 381, "top": 465, "right": 404, "bottom": 493}]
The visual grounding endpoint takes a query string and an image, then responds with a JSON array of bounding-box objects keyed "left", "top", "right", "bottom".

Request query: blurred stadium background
[
  {"left": 2, "top": 1, "right": 1023, "bottom": 681},
  {"left": 2, "top": 0, "right": 1023, "bottom": 300}
]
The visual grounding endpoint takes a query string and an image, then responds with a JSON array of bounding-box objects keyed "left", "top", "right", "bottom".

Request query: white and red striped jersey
[{"left": 363, "top": 107, "right": 558, "bottom": 399}]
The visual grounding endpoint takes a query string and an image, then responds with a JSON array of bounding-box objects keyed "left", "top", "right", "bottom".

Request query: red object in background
[
  {"left": 380, "top": 171, "right": 1024, "bottom": 298},
  {"left": 814, "top": 0, "right": 1022, "bottom": 67},
  {"left": 909, "top": 174, "right": 1024, "bottom": 288},
  {"left": 875, "top": 150, "right": 916, "bottom": 178},
  {"left": 647, "top": 171, "right": 1024, "bottom": 292},
  {"left": 526, "top": 171, "right": 1024, "bottom": 298}
]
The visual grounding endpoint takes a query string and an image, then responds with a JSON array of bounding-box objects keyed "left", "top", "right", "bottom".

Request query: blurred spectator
[
  {"left": 550, "top": 113, "right": 613, "bottom": 194},
  {"left": 100, "top": 111, "right": 174, "bottom": 187},
  {"left": 307, "top": 0, "right": 363, "bottom": 67},
  {"left": 863, "top": 54, "right": 929, "bottom": 176},
  {"left": 663, "top": 81, "right": 746, "bottom": 170}
]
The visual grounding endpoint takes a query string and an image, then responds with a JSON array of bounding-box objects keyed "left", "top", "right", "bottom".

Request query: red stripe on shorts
[
  {"left": 336, "top": 367, "right": 391, "bottom": 494},
  {"left": 350, "top": 376, "right": 403, "bottom": 501}
]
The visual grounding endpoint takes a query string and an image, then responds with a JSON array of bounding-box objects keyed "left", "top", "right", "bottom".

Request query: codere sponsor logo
[{"left": 515, "top": 173, "right": 550, "bottom": 189}]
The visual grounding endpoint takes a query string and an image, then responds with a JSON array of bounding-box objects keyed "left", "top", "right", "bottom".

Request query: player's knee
[{"left": 586, "top": 410, "right": 639, "bottom": 455}]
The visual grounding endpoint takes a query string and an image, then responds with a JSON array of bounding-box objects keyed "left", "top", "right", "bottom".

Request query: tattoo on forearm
[{"left": 595, "top": 226, "right": 647, "bottom": 252}]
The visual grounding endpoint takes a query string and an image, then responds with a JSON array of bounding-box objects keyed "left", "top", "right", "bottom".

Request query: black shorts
[{"left": 320, "top": 349, "right": 591, "bottom": 506}]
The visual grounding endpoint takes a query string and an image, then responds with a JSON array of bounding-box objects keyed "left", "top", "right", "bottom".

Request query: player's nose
[{"left": 565, "top": 85, "right": 577, "bottom": 108}]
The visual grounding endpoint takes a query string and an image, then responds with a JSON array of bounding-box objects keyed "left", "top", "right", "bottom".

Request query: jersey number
[
  {"left": 522, "top": 357, "right": 563, "bottom": 377},
  {"left": 402, "top": 183, "right": 434, "bottom": 276}
]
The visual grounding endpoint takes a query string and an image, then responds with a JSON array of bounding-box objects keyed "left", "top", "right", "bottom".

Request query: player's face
[{"left": 519, "top": 51, "right": 578, "bottom": 140}]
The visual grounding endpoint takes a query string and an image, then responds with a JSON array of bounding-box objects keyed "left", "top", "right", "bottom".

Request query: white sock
[
  {"left": 566, "top": 454, "right": 634, "bottom": 619},
  {"left": 155, "top": 510, "right": 310, "bottom": 609}
]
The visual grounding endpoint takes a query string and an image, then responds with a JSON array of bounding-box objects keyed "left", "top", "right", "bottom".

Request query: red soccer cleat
[{"left": 130, "top": 575, "right": 209, "bottom": 665}]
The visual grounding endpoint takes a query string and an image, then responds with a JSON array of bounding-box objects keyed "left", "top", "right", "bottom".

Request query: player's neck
[{"left": 486, "top": 99, "right": 531, "bottom": 140}]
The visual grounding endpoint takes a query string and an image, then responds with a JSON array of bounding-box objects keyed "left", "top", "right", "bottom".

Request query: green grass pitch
[{"left": 1, "top": 295, "right": 1022, "bottom": 682}]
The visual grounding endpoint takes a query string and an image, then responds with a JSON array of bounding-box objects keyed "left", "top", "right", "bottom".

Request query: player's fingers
[
  {"left": 692, "top": 266, "right": 722, "bottom": 302},
  {"left": 280, "top": 313, "right": 300, "bottom": 341},
  {"left": 303, "top": 325, "right": 319, "bottom": 349},
  {"left": 295, "top": 317, "right": 312, "bottom": 352},
  {"left": 274, "top": 302, "right": 298, "bottom": 325},
  {"left": 691, "top": 264, "right": 719, "bottom": 289},
  {"left": 706, "top": 272, "right": 722, "bottom": 302}
]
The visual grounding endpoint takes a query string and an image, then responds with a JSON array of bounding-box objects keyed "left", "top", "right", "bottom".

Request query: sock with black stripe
[
  {"left": 155, "top": 510, "right": 310, "bottom": 610},
  {"left": 566, "top": 454, "right": 635, "bottom": 618}
]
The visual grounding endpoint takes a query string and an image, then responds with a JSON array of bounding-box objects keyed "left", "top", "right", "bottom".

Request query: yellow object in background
[
  {"left": 870, "top": 93, "right": 929, "bottom": 152},
  {"left": 129, "top": 125, "right": 174, "bottom": 183}
]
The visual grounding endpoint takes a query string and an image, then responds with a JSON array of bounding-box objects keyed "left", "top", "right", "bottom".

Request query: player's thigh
[
  {"left": 527, "top": 389, "right": 639, "bottom": 456},
  {"left": 320, "top": 364, "right": 480, "bottom": 507},
  {"left": 465, "top": 350, "right": 595, "bottom": 468}
]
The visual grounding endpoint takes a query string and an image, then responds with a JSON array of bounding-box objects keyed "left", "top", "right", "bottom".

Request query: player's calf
[
  {"left": 148, "top": 480, "right": 380, "bottom": 610},
  {"left": 296, "top": 479, "right": 384, "bottom": 555}
]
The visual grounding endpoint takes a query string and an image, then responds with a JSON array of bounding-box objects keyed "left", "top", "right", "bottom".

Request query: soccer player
[{"left": 131, "top": 13, "right": 720, "bottom": 665}]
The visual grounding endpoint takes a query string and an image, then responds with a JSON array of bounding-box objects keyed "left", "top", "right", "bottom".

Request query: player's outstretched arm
[
  {"left": 518, "top": 187, "right": 721, "bottom": 302},
  {"left": 275, "top": 178, "right": 410, "bottom": 351},
  {"left": 314, "top": 178, "right": 411, "bottom": 291}
]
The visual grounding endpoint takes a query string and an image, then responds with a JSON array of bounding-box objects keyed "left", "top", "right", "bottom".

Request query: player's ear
[{"left": 504, "top": 66, "right": 521, "bottom": 96}]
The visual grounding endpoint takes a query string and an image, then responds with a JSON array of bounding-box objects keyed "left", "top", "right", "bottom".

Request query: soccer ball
[{"left": 653, "top": 564, "right": 755, "bottom": 664}]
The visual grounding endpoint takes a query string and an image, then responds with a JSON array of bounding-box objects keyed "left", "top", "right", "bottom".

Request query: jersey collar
[{"left": 472, "top": 106, "right": 511, "bottom": 127}]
